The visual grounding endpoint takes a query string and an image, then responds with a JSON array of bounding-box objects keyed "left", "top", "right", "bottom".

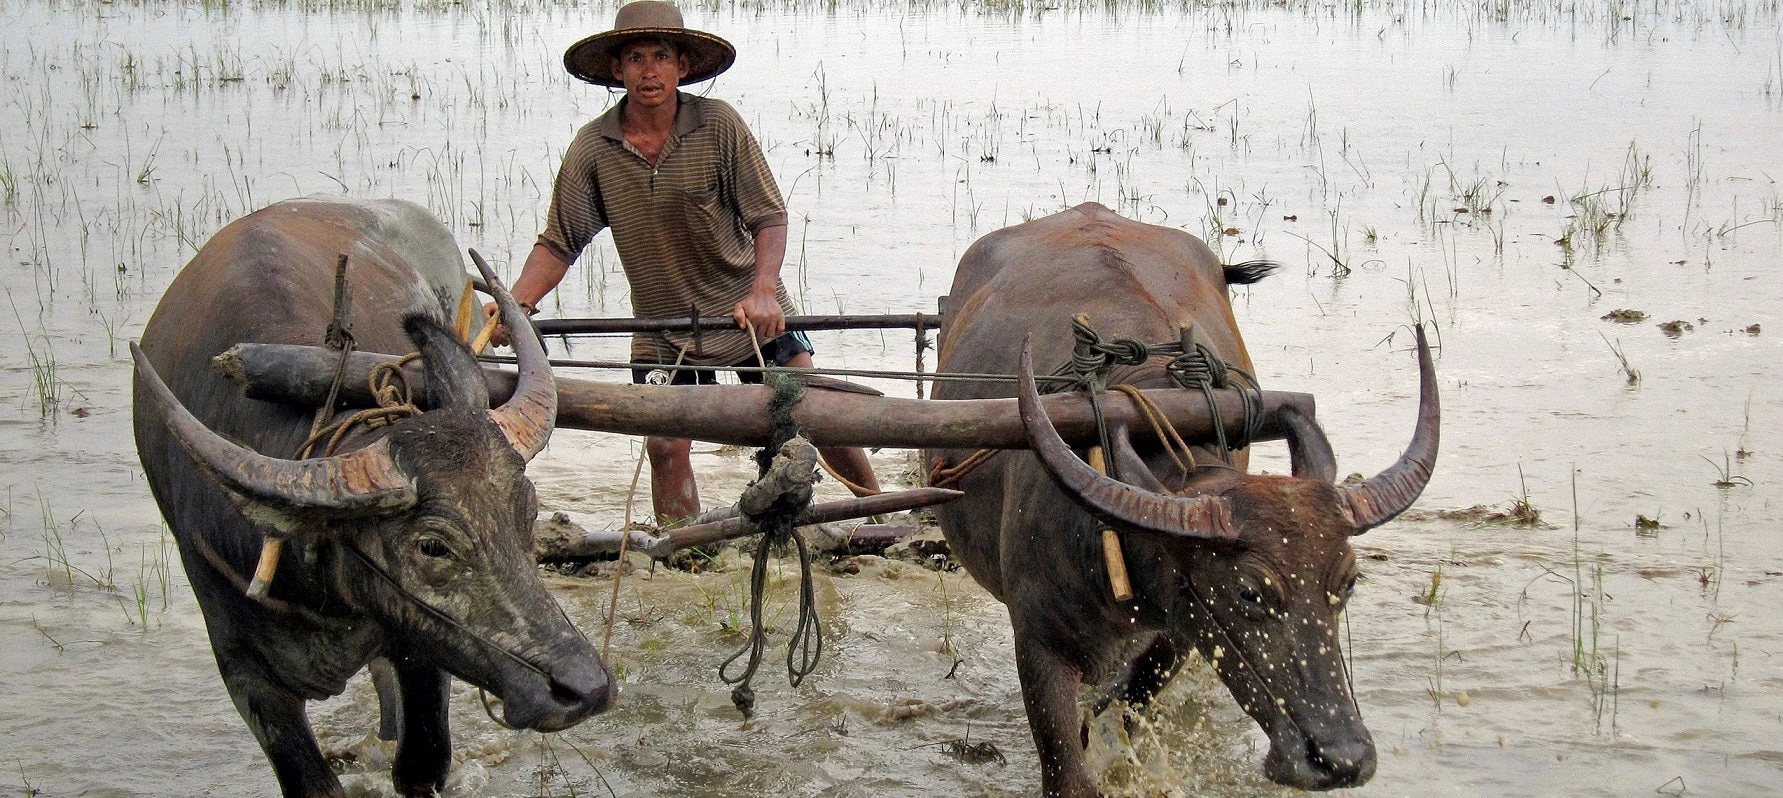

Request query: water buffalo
[
  {"left": 131, "top": 196, "right": 611, "bottom": 797},
  {"left": 928, "top": 202, "right": 1437, "bottom": 795}
]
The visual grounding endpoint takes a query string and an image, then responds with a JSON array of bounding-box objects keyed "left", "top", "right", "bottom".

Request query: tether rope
[
  {"left": 295, "top": 354, "right": 423, "bottom": 459},
  {"left": 717, "top": 327, "right": 824, "bottom": 718},
  {"left": 602, "top": 344, "right": 687, "bottom": 661}
]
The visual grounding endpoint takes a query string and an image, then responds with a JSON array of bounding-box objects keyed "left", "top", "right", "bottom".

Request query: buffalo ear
[
  {"left": 1106, "top": 423, "right": 1171, "bottom": 494},
  {"left": 1277, "top": 405, "right": 1338, "bottom": 484},
  {"left": 407, "top": 314, "right": 490, "bottom": 412}
]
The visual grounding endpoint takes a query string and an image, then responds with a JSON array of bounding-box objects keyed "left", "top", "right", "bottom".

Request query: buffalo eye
[
  {"left": 1237, "top": 583, "right": 1270, "bottom": 617},
  {"left": 418, "top": 536, "right": 455, "bottom": 560}
]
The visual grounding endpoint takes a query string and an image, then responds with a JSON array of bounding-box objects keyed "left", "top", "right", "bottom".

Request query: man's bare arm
[
  {"left": 486, "top": 243, "right": 571, "bottom": 346},
  {"left": 733, "top": 223, "right": 789, "bottom": 340}
]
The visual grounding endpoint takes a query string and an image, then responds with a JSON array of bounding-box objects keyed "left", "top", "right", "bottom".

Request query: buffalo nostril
[
  {"left": 1306, "top": 738, "right": 1376, "bottom": 787},
  {"left": 548, "top": 661, "right": 614, "bottom": 714}
]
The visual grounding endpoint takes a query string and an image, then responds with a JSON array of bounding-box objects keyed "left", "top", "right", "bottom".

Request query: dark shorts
[{"left": 630, "top": 331, "right": 814, "bottom": 385}]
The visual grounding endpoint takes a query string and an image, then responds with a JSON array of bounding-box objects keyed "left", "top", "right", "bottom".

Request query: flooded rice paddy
[{"left": 3, "top": 0, "right": 1781, "bottom": 795}]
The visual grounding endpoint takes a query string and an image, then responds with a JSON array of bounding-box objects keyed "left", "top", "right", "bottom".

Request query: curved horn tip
[
  {"left": 1343, "top": 321, "right": 1441, "bottom": 534},
  {"left": 475, "top": 248, "right": 558, "bottom": 459}
]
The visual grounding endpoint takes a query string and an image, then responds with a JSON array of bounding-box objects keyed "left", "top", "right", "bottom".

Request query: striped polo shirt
[{"left": 538, "top": 92, "right": 792, "bottom": 367}]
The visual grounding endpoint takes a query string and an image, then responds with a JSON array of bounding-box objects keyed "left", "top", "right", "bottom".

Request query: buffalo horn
[
  {"left": 1017, "top": 339, "right": 1237, "bottom": 540},
  {"left": 1339, "top": 324, "right": 1440, "bottom": 533},
  {"left": 131, "top": 341, "right": 417, "bottom": 532},
  {"left": 474, "top": 250, "right": 557, "bottom": 461}
]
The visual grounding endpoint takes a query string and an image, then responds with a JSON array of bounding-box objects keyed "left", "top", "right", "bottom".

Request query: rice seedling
[
  {"left": 1324, "top": 201, "right": 1350, "bottom": 276},
  {"left": 1396, "top": 259, "right": 1438, "bottom": 327},
  {"left": 533, "top": 735, "right": 600, "bottom": 798},
  {"left": 1593, "top": 637, "right": 1621, "bottom": 733},
  {"left": 6, "top": 292, "right": 61, "bottom": 417},
  {"left": 1140, "top": 100, "right": 1166, "bottom": 148},
  {"left": 0, "top": 159, "right": 17, "bottom": 205},
  {"left": 1424, "top": 615, "right": 1452, "bottom": 712},
  {"left": 805, "top": 63, "right": 838, "bottom": 159},
  {"left": 1701, "top": 452, "right": 1751, "bottom": 488},
  {"left": 1501, "top": 464, "right": 1542, "bottom": 525},
  {"left": 1599, "top": 333, "right": 1639, "bottom": 385},
  {"left": 1677, "top": 121, "right": 1708, "bottom": 229},
  {"left": 155, "top": 526, "right": 172, "bottom": 610},
  {"left": 92, "top": 518, "right": 117, "bottom": 591},
  {"left": 1551, "top": 468, "right": 1616, "bottom": 730},
  {"left": 40, "top": 518, "right": 72, "bottom": 587},
  {"left": 934, "top": 570, "right": 962, "bottom": 663},
  {"left": 1418, "top": 560, "right": 1446, "bottom": 620}
]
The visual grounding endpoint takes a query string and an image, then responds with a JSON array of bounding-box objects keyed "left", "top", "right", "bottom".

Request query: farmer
[{"left": 489, "top": 0, "right": 882, "bottom": 524}]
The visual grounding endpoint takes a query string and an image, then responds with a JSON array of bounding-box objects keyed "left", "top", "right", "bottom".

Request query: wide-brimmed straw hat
[{"left": 563, "top": 1, "right": 736, "bottom": 88}]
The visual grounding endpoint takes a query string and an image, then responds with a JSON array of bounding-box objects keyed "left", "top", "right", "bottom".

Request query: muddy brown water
[{"left": 3, "top": 1, "right": 1781, "bottom": 795}]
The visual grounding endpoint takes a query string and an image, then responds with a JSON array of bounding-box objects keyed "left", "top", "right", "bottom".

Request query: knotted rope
[
  {"left": 1055, "top": 316, "right": 1266, "bottom": 469},
  {"left": 719, "top": 330, "right": 824, "bottom": 718},
  {"left": 295, "top": 354, "right": 423, "bottom": 459}
]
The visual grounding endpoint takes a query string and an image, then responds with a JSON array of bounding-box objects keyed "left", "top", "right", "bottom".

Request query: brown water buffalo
[
  {"left": 132, "top": 196, "right": 611, "bottom": 797},
  {"left": 928, "top": 203, "right": 1437, "bottom": 795}
]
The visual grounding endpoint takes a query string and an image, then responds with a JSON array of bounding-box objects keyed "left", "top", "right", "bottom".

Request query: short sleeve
[
  {"left": 537, "top": 124, "right": 610, "bottom": 263},
  {"left": 715, "top": 104, "right": 787, "bottom": 232}
]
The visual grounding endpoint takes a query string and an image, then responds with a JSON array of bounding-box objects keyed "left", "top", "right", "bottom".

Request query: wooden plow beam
[{"left": 214, "top": 343, "right": 1315, "bottom": 450}]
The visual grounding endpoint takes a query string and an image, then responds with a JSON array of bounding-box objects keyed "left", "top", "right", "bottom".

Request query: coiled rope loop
[
  {"left": 719, "top": 334, "right": 824, "bottom": 719},
  {"left": 1056, "top": 318, "right": 1267, "bottom": 468}
]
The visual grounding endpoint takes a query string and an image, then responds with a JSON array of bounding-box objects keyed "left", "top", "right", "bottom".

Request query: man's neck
[{"left": 621, "top": 91, "right": 680, "bottom": 133}]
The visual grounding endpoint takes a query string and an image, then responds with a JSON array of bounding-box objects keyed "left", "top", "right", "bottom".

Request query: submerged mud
[{"left": 2, "top": 1, "right": 1781, "bottom": 796}]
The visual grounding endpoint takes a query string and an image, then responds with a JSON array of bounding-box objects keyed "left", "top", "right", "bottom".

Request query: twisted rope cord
[
  {"left": 719, "top": 327, "right": 823, "bottom": 718},
  {"left": 1108, "top": 384, "right": 1196, "bottom": 482},
  {"left": 1055, "top": 318, "right": 1267, "bottom": 467},
  {"left": 294, "top": 353, "right": 423, "bottom": 459}
]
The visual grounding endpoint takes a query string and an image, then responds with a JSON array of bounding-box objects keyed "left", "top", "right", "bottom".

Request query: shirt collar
[{"left": 598, "top": 91, "right": 705, "bottom": 142}]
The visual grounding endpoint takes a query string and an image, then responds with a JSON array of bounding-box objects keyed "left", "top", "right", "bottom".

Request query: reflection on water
[{"left": 2, "top": 0, "right": 1780, "bottom": 795}]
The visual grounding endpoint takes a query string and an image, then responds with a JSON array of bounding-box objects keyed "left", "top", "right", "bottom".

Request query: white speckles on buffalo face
[{"left": 1172, "top": 477, "right": 1374, "bottom": 790}]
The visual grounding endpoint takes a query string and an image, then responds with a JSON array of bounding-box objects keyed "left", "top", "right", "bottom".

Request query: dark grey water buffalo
[
  {"left": 928, "top": 202, "right": 1437, "bottom": 795},
  {"left": 132, "top": 196, "right": 611, "bottom": 797}
]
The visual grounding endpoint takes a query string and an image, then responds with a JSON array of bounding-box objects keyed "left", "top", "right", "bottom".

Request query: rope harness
[
  {"left": 928, "top": 317, "right": 1266, "bottom": 490},
  {"left": 1054, "top": 315, "right": 1267, "bottom": 469}
]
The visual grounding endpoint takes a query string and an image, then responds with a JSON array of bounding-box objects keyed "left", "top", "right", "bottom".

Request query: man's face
[{"left": 611, "top": 39, "right": 687, "bottom": 109}]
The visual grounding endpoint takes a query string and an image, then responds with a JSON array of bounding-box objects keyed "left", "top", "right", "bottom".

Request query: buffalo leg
[
  {"left": 390, "top": 657, "right": 452, "bottom": 796},
  {"left": 1091, "top": 635, "right": 1182, "bottom": 717},
  {"left": 220, "top": 661, "right": 345, "bottom": 798},
  {"left": 1013, "top": 631, "right": 1099, "bottom": 798}
]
